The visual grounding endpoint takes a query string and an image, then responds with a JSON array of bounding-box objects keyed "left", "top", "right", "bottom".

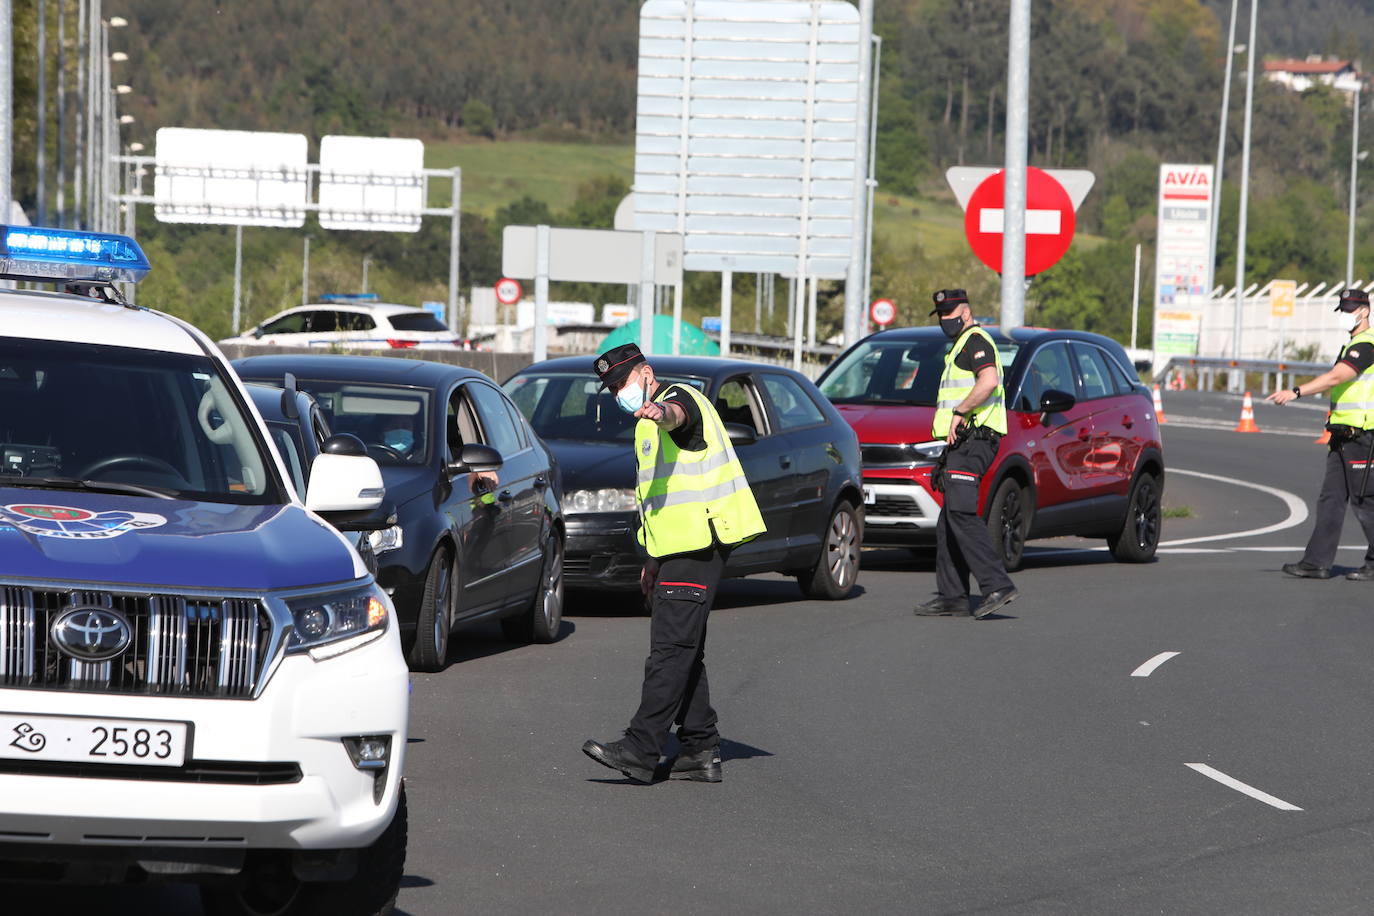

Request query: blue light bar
[
  {"left": 0, "top": 225, "right": 150, "bottom": 283},
  {"left": 320, "top": 292, "right": 379, "bottom": 303}
]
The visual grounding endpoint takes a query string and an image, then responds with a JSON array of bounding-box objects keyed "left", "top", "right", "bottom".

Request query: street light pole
[
  {"left": 1348, "top": 86, "right": 1361, "bottom": 286},
  {"left": 842, "top": 0, "right": 874, "bottom": 346},
  {"left": 0, "top": 0, "right": 11, "bottom": 222},
  {"left": 1000, "top": 0, "right": 1031, "bottom": 329},
  {"left": 1208, "top": 0, "right": 1239, "bottom": 296},
  {"left": 1231, "top": 0, "right": 1258, "bottom": 378},
  {"left": 37, "top": 0, "right": 47, "bottom": 225},
  {"left": 56, "top": 0, "right": 66, "bottom": 226}
]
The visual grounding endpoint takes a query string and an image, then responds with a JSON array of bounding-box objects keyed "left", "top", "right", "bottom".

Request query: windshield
[
  {"left": 819, "top": 336, "right": 1021, "bottom": 406},
  {"left": 256, "top": 379, "right": 431, "bottom": 467},
  {"left": 0, "top": 337, "right": 280, "bottom": 503},
  {"left": 505, "top": 373, "right": 706, "bottom": 443},
  {"left": 388, "top": 312, "right": 449, "bottom": 333}
]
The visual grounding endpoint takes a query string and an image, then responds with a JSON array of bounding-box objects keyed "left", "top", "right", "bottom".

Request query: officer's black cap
[
  {"left": 1336, "top": 288, "right": 1371, "bottom": 312},
  {"left": 593, "top": 343, "right": 646, "bottom": 391},
  {"left": 929, "top": 288, "right": 969, "bottom": 316}
]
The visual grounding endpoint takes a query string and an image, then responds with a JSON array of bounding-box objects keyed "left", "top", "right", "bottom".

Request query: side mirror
[
  {"left": 306, "top": 450, "right": 385, "bottom": 513},
  {"left": 724, "top": 422, "right": 757, "bottom": 446},
  {"left": 322, "top": 433, "right": 367, "bottom": 456},
  {"left": 446, "top": 443, "right": 503, "bottom": 476},
  {"left": 252, "top": 327, "right": 265, "bottom": 339},
  {"left": 1039, "top": 389, "right": 1076, "bottom": 419}
]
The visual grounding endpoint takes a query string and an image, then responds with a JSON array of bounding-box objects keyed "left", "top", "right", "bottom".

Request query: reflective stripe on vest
[
  {"left": 932, "top": 326, "right": 1008, "bottom": 437},
  {"left": 1330, "top": 329, "right": 1374, "bottom": 430},
  {"left": 634, "top": 384, "right": 767, "bottom": 558}
]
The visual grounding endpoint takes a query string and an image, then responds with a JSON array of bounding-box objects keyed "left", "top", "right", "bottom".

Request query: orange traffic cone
[
  {"left": 1152, "top": 383, "right": 1168, "bottom": 424},
  {"left": 1234, "top": 391, "right": 1261, "bottom": 433},
  {"left": 1315, "top": 411, "right": 1331, "bottom": 444}
]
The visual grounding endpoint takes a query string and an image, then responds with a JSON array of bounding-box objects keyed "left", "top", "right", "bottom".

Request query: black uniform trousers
[
  {"left": 936, "top": 435, "right": 1015, "bottom": 599},
  {"left": 625, "top": 542, "right": 728, "bottom": 760},
  {"left": 1300, "top": 429, "right": 1374, "bottom": 568}
]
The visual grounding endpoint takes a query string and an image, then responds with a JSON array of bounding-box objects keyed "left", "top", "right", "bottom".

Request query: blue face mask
[
  {"left": 383, "top": 429, "right": 414, "bottom": 453},
  {"left": 616, "top": 378, "right": 647, "bottom": 414}
]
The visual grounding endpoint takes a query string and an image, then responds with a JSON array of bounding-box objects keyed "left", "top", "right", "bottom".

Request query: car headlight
[
  {"left": 566, "top": 488, "right": 636, "bottom": 514},
  {"left": 285, "top": 583, "right": 389, "bottom": 658},
  {"left": 913, "top": 440, "right": 947, "bottom": 460},
  {"left": 367, "top": 524, "right": 404, "bottom": 555}
]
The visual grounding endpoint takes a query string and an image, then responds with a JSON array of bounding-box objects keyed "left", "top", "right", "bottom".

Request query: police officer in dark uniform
[
  {"left": 1266, "top": 288, "right": 1374, "bottom": 580},
  {"left": 915, "top": 289, "right": 1020, "bottom": 618}
]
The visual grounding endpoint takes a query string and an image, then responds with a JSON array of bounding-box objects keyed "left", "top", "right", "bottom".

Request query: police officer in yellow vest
[
  {"left": 915, "top": 290, "right": 1020, "bottom": 618},
  {"left": 582, "top": 343, "right": 766, "bottom": 784},
  {"left": 1267, "top": 288, "right": 1374, "bottom": 580}
]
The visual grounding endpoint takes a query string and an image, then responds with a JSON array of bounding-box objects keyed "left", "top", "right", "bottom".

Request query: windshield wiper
[{"left": 0, "top": 475, "right": 179, "bottom": 501}]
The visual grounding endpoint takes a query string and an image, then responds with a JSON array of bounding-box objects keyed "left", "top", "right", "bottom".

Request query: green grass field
[{"left": 423, "top": 140, "right": 1102, "bottom": 261}]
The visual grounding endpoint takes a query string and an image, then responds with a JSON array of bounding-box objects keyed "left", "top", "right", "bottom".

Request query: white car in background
[{"left": 223, "top": 296, "right": 462, "bottom": 351}]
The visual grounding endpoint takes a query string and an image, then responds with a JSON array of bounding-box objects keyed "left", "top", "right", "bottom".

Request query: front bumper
[
  {"left": 564, "top": 513, "right": 642, "bottom": 590},
  {"left": 0, "top": 622, "right": 409, "bottom": 852},
  {"left": 861, "top": 470, "right": 943, "bottom": 545}
]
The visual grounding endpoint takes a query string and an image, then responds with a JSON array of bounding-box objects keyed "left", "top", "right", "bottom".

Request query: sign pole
[
  {"left": 1232, "top": 0, "right": 1258, "bottom": 382},
  {"left": 720, "top": 270, "right": 732, "bottom": 356},
  {"left": 449, "top": 166, "right": 462, "bottom": 333},
  {"left": 232, "top": 225, "right": 243, "bottom": 334},
  {"left": 0, "top": 0, "right": 10, "bottom": 224},
  {"left": 1348, "top": 86, "right": 1360, "bottom": 286},
  {"left": 807, "top": 276, "right": 817, "bottom": 346},
  {"left": 672, "top": 281, "right": 682, "bottom": 355},
  {"left": 843, "top": 0, "right": 874, "bottom": 347},
  {"left": 1208, "top": 0, "right": 1238, "bottom": 300},
  {"left": 302, "top": 236, "right": 310, "bottom": 307},
  {"left": 792, "top": 276, "right": 805, "bottom": 370},
  {"left": 534, "top": 224, "right": 550, "bottom": 363},
  {"left": 1000, "top": 0, "right": 1031, "bottom": 329},
  {"left": 1131, "top": 242, "right": 1141, "bottom": 350},
  {"left": 640, "top": 229, "right": 655, "bottom": 356}
]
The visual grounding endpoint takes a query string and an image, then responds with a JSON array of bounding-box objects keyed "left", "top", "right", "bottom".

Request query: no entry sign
[
  {"left": 495, "top": 277, "right": 523, "bottom": 305},
  {"left": 962, "top": 167, "right": 1076, "bottom": 276},
  {"left": 869, "top": 298, "right": 896, "bottom": 327}
]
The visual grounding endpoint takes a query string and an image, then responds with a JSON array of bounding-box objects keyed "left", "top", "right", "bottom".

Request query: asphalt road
[{"left": 13, "top": 390, "right": 1374, "bottom": 915}]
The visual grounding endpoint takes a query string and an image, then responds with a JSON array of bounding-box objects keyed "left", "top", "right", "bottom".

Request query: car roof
[
  {"left": 0, "top": 288, "right": 204, "bottom": 355},
  {"left": 514, "top": 354, "right": 813, "bottom": 384},
  {"left": 292, "top": 302, "right": 430, "bottom": 316},
  {"left": 233, "top": 353, "right": 492, "bottom": 387},
  {"left": 861, "top": 324, "right": 1127, "bottom": 352}
]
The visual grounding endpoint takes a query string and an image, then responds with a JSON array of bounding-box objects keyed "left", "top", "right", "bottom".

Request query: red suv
[{"left": 816, "top": 327, "right": 1164, "bottom": 569}]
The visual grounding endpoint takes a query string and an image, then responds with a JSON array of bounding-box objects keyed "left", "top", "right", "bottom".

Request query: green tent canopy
[{"left": 598, "top": 315, "right": 720, "bottom": 357}]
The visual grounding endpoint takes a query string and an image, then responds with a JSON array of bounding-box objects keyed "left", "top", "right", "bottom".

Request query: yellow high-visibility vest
[
  {"left": 1330, "top": 329, "right": 1374, "bottom": 430},
  {"left": 932, "top": 325, "right": 1007, "bottom": 437},
  {"left": 634, "top": 384, "right": 766, "bottom": 558}
]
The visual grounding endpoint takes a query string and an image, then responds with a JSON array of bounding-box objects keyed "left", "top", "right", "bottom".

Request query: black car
[
  {"left": 235, "top": 355, "right": 566, "bottom": 671},
  {"left": 503, "top": 355, "right": 863, "bottom": 599},
  {"left": 244, "top": 378, "right": 404, "bottom": 576}
]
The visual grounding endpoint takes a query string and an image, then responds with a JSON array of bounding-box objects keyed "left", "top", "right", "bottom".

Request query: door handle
[
  {"left": 779, "top": 454, "right": 792, "bottom": 469},
  {"left": 1121, "top": 416, "right": 1134, "bottom": 429},
  {"left": 1078, "top": 427, "right": 1091, "bottom": 441}
]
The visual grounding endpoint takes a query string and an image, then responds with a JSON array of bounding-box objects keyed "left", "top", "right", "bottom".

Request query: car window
[
  {"left": 759, "top": 373, "right": 826, "bottom": 431},
  {"left": 336, "top": 311, "right": 376, "bottom": 332},
  {"left": 503, "top": 398, "right": 530, "bottom": 449},
  {"left": 819, "top": 336, "right": 1020, "bottom": 406},
  {"left": 267, "top": 421, "right": 308, "bottom": 495},
  {"left": 304, "top": 310, "right": 339, "bottom": 333},
  {"left": 1072, "top": 343, "right": 1114, "bottom": 401},
  {"left": 282, "top": 381, "right": 430, "bottom": 466},
  {"left": 260, "top": 312, "right": 308, "bottom": 335},
  {"left": 1101, "top": 349, "right": 1139, "bottom": 394},
  {"left": 503, "top": 372, "right": 705, "bottom": 443},
  {"left": 389, "top": 312, "right": 448, "bottom": 332},
  {"left": 715, "top": 375, "right": 768, "bottom": 436},
  {"left": 468, "top": 383, "right": 524, "bottom": 456},
  {"left": 1015, "top": 342, "right": 1074, "bottom": 411},
  {"left": 447, "top": 386, "right": 482, "bottom": 459}
]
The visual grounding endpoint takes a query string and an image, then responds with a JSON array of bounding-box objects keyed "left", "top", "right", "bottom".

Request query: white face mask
[
  {"left": 1350, "top": 308, "right": 1370, "bottom": 333},
  {"left": 616, "top": 374, "right": 648, "bottom": 413}
]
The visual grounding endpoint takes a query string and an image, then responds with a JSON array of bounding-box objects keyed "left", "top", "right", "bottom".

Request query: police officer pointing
[
  {"left": 915, "top": 290, "right": 1020, "bottom": 618},
  {"left": 1266, "top": 288, "right": 1374, "bottom": 581},
  {"left": 583, "top": 343, "right": 766, "bottom": 783}
]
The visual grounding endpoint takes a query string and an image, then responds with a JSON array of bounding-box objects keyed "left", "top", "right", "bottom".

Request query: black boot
[
  {"left": 914, "top": 596, "right": 970, "bottom": 617},
  {"left": 670, "top": 746, "right": 722, "bottom": 783},
  {"left": 1282, "top": 562, "right": 1332, "bottom": 579},
  {"left": 582, "top": 739, "right": 656, "bottom": 784}
]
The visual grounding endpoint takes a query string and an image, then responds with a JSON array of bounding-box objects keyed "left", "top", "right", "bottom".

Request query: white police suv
[{"left": 0, "top": 228, "right": 410, "bottom": 915}]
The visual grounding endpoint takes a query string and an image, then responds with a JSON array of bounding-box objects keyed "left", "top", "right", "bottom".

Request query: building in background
[{"left": 1263, "top": 56, "right": 1364, "bottom": 98}]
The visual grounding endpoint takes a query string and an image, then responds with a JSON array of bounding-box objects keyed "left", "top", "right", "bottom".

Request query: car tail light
[{"left": 386, "top": 339, "right": 419, "bottom": 349}]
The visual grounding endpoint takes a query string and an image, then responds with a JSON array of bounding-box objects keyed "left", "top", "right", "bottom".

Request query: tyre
[
  {"left": 407, "top": 546, "right": 455, "bottom": 672},
  {"left": 1108, "top": 472, "right": 1161, "bottom": 562},
  {"left": 502, "top": 530, "right": 564, "bottom": 644},
  {"left": 201, "top": 788, "right": 408, "bottom": 916},
  {"left": 799, "top": 500, "right": 861, "bottom": 599},
  {"left": 985, "top": 477, "right": 1031, "bottom": 572}
]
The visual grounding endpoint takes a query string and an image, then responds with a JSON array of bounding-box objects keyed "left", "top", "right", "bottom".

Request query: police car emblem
[{"left": 0, "top": 503, "right": 168, "bottom": 540}]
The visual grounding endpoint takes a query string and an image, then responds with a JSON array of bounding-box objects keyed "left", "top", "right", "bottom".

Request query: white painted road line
[
  {"left": 1185, "top": 763, "right": 1303, "bottom": 811},
  {"left": 1161, "top": 469, "right": 1309, "bottom": 547},
  {"left": 1164, "top": 416, "right": 1317, "bottom": 438},
  {"left": 1131, "top": 652, "right": 1180, "bottom": 677}
]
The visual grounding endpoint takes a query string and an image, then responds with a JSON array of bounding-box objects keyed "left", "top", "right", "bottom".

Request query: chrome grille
[{"left": 0, "top": 588, "right": 269, "bottom": 698}]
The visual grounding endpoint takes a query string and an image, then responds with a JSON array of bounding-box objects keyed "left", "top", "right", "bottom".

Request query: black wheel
[
  {"left": 407, "top": 547, "right": 455, "bottom": 672},
  {"left": 201, "top": 787, "right": 407, "bottom": 916},
  {"left": 502, "top": 530, "right": 564, "bottom": 644},
  {"left": 985, "top": 477, "right": 1031, "bottom": 572},
  {"left": 799, "top": 500, "right": 861, "bottom": 599},
  {"left": 1108, "top": 472, "right": 1161, "bottom": 562}
]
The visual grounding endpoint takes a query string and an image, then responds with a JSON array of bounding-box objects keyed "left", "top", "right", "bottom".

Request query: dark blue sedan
[{"left": 504, "top": 355, "right": 863, "bottom": 600}]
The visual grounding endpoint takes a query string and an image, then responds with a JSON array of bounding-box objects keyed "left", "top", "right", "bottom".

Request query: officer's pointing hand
[
  {"left": 635, "top": 401, "right": 665, "bottom": 421},
  {"left": 1266, "top": 389, "right": 1296, "bottom": 406}
]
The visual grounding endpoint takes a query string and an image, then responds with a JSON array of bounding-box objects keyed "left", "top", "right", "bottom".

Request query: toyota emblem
[{"left": 51, "top": 607, "right": 133, "bottom": 662}]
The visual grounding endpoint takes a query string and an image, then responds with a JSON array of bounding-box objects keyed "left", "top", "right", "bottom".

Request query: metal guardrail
[{"left": 1159, "top": 355, "right": 1329, "bottom": 392}]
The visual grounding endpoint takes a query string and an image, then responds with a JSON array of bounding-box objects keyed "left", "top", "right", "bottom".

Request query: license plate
[
  {"left": 862, "top": 486, "right": 875, "bottom": 505},
  {"left": 0, "top": 712, "right": 189, "bottom": 767}
]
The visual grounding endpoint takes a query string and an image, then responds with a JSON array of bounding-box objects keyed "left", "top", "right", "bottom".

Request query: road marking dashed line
[
  {"left": 1131, "top": 652, "right": 1180, "bottom": 677},
  {"left": 1185, "top": 763, "right": 1303, "bottom": 811}
]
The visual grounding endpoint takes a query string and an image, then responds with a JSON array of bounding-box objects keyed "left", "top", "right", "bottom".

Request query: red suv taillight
[{"left": 386, "top": 339, "right": 419, "bottom": 349}]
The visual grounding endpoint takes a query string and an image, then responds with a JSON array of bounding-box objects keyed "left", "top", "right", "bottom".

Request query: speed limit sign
[
  {"left": 495, "top": 277, "right": 523, "bottom": 305},
  {"left": 870, "top": 298, "right": 896, "bottom": 327}
]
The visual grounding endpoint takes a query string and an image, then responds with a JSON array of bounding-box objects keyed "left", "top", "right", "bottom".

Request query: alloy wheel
[
  {"left": 827, "top": 508, "right": 859, "bottom": 588},
  {"left": 1133, "top": 478, "right": 1160, "bottom": 549}
]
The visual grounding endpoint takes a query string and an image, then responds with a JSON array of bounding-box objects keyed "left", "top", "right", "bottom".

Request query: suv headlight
[
  {"left": 566, "top": 488, "right": 636, "bottom": 513},
  {"left": 913, "top": 441, "right": 947, "bottom": 460},
  {"left": 368, "top": 524, "right": 404, "bottom": 555},
  {"left": 285, "top": 583, "right": 389, "bottom": 658}
]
